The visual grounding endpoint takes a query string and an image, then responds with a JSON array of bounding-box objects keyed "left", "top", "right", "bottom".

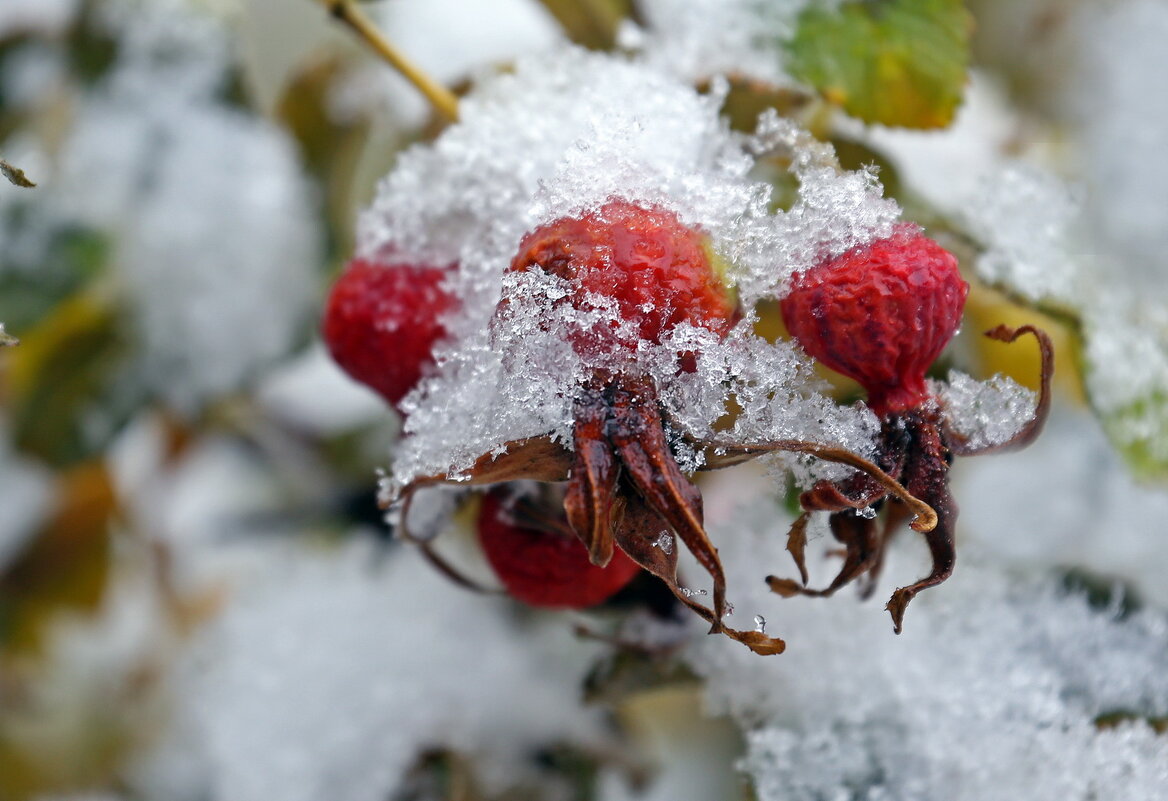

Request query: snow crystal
[
  {"left": 688, "top": 500, "right": 1168, "bottom": 801},
  {"left": 963, "top": 162, "right": 1083, "bottom": 305},
  {"left": 45, "top": 0, "right": 322, "bottom": 412},
  {"left": 130, "top": 541, "right": 608, "bottom": 801},
  {"left": 363, "top": 50, "right": 896, "bottom": 490},
  {"left": 936, "top": 371, "right": 1037, "bottom": 452}
]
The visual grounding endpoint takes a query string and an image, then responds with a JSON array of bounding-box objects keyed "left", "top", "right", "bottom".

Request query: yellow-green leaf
[{"left": 785, "top": 0, "right": 972, "bottom": 129}]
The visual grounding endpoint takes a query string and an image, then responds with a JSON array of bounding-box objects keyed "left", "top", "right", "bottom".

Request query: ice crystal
[{"left": 936, "top": 371, "right": 1037, "bottom": 452}]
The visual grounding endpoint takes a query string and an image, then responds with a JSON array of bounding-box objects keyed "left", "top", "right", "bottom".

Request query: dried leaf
[{"left": 0, "top": 158, "right": 36, "bottom": 188}]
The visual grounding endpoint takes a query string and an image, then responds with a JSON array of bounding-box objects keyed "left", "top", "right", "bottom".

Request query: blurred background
[{"left": 1, "top": 1, "right": 1166, "bottom": 799}]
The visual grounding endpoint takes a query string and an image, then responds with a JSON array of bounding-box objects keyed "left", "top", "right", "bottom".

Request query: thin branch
[{"left": 316, "top": 0, "right": 460, "bottom": 122}]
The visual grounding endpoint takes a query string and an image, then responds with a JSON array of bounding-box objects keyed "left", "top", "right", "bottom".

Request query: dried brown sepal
[
  {"left": 566, "top": 385, "right": 620, "bottom": 567},
  {"left": 702, "top": 438, "right": 938, "bottom": 533},
  {"left": 785, "top": 511, "right": 811, "bottom": 585},
  {"left": 614, "top": 492, "right": 786, "bottom": 655},
  {"left": 607, "top": 378, "right": 730, "bottom": 627},
  {"left": 948, "top": 324, "right": 1055, "bottom": 456},
  {"left": 884, "top": 414, "right": 957, "bottom": 633},
  {"left": 395, "top": 436, "right": 573, "bottom": 494}
]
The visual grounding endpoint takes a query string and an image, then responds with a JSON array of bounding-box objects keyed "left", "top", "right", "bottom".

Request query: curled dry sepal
[{"left": 768, "top": 224, "right": 1054, "bottom": 632}]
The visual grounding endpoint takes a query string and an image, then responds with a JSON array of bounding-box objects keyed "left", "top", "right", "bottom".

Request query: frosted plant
[
  {"left": 349, "top": 46, "right": 970, "bottom": 653},
  {"left": 318, "top": 36, "right": 1065, "bottom": 654}
]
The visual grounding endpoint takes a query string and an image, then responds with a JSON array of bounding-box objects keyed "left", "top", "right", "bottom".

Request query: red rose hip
[
  {"left": 780, "top": 224, "right": 968, "bottom": 416},
  {"left": 322, "top": 258, "right": 456, "bottom": 409},
  {"left": 478, "top": 487, "right": 641, "bottom": 609}
]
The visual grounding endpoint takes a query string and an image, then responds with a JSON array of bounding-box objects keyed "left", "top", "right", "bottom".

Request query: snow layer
[
  {"left": 688, "top": 495, "right": 1168, "bottom": 801},
  {"left": 129, "top": 541, "right": 608, "bottom": 801}
]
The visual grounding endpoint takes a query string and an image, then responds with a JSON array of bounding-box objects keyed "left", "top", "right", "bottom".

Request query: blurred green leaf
[
  {"left": 0, "top": 216, "right": 110, "bottom": 331},
  {"left": 1099, "top": 392, "right": 1168, "bottom": 482},
  {"left": 786, "top": 0, "right": 972, "bottom": 128},
  {"left": 5, "top": 290, "right": 138, "bottom": 467}
]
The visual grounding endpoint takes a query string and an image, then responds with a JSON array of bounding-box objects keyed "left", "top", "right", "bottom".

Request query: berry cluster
[{"left": 323, "top": 200, "right": 1052, "bottom": 653}]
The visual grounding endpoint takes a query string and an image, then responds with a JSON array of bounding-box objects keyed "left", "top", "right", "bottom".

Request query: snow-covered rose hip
[
  {"left": 322, "top": 259, "right": 456, "bottom": 410},
  {"left": 505, "top": 199, "right": 774, "bottom": 646},
  {"left": 770, "top": 224, "right": 1053, "bottom": 632}
]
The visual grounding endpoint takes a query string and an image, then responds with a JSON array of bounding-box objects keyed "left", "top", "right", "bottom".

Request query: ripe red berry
[
  {"left": 322, "top": 258, "right": 456, "bottom": 409},
  {"left": 509, "top": 199, "right": 737, "bottom": 360},
  {"left": 477, "top": 487, "right": 641, "bottom": 609},
  {"left": 780, "top": 224, "right": 968, "bottom": 417}
]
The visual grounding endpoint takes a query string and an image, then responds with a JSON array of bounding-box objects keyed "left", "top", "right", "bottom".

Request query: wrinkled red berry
[
  {"left": 322, "top": 259, "right": 456, "bottom": 409},
  {"left": 477, "top": 488, "right": 641, "bottom": 609},
  {"left": 509, "top": 199, "right": 737, "bottom": 361},
  {"left": 780, "top": 224, "right": 968, "bottom": 416}
]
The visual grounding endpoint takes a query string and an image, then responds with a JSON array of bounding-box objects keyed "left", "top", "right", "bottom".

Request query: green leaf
[
  {"left": 6, "top": 290, "right": 140, "bottom": 467},
  {"left": 785, "top": 0, "right": 972, "bottom": 129},
  {"left": 1099, "top": 392, "right": 1168, "bottom": 482}
]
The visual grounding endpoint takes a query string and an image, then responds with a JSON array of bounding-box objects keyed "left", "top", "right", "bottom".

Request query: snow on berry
[
  {"left": 322, "top": 259, "right": 456, "bottom": 410},
  {"left": 372, "top": 50, "right": 897, "bottom": 492}
]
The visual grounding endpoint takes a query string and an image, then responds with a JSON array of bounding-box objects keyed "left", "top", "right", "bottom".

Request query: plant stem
[{"left": 317, "top": 0, "right": 460, "bottom": 122}]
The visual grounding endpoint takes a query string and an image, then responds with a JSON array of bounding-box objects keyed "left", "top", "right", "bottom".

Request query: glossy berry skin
[
  {"left": 509, "top": 199, "right": 737, "bottom": 359},
  {"left": 477, "top": 489, "right": 641, "bottom": 609},
  {"left": 322, "top": 259, "right": 455, "bottom": 409},
  {"left": 780, "top": 224, "right": 968, "bottom": 417}
]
